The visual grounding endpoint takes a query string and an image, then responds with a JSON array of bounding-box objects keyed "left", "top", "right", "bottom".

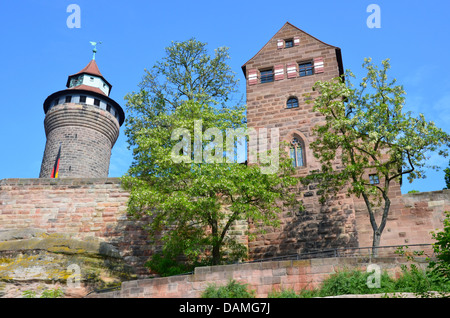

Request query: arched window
[
  {"left": 290, "top": 136, "right": 304, "bottom": 167},
  {"left": 286, "top": 97, "right": 299, "bottom": 109}
]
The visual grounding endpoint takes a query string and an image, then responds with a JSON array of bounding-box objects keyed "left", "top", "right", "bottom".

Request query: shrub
[
  {"left": 429, "top": 211, "right": 450, "bottom": 285},
  {"left": 145, "top": 253, "right": 193, "bottom": 277},
  {"left": 201, "top": 280, "right": 255, "bottom": 298},
  {"left": 268, "top": 289, "right": 299, "bottom": 298},
  {"left": 317, "top": 268, "right": 395, "bottom": 297},
  {"left": 22, "top": 288, "right": 64, "bottom": 298}
]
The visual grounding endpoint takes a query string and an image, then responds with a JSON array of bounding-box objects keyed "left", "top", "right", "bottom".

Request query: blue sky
[{"left": 0, "top": 0, "right": 449, "bottom": 194}]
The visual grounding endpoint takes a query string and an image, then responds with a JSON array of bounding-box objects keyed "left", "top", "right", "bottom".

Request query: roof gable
[{"left": 241, "top": 22, "right": 341, "bottom": 76}]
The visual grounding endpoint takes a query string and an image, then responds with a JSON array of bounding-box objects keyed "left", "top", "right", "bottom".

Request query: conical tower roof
[{"left": 65, "top": 59, "right": 112, "bottom": 95}]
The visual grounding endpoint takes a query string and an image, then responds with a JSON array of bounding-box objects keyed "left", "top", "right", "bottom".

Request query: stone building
[{"left": 242, "top": 22, "right": 359, "bottom": 259}]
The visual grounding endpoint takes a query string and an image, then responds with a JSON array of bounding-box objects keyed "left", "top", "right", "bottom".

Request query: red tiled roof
[
  {"left": 73, "top": 59, "right": 104, "bottom": 77},
  {"left": 66, "top": 59, "right": 113, "bottom": 94}
]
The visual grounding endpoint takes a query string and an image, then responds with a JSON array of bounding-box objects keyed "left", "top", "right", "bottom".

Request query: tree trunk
[
  {"left": 211, "top": 243, "right": 221, "bottom": 265},
  {"left": 372, "top": 231, "right": 382, "bottom": 257}
]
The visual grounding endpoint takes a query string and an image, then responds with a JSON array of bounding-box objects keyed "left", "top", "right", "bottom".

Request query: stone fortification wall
[
  {"left": 0, "top": 178, "right": 151, "bottom": 277},
  {"left": 86, "top": 257, "right": 422, "bottom": 298}
]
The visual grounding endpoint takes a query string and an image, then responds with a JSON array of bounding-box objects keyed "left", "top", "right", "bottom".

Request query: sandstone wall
[
  {"left": 86, "top": 257, "right": 420, "bottom": 298},
  {"left": 0, "top": 178, "right": 151, "bottom": 276},
  {"left": 1, "top": 178, "right": 448, "bottom": 268},
  {"left": 355, "top": 188, "right": 450, "bottom": 248}
]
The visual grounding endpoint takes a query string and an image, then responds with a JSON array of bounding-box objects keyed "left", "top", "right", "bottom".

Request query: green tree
[
  {"left": 122, "top": 39, "right": 298, "bottom": 268},
  {"left": 125, "top": 38, "right": 240, "bottom": 123},
  {"left": 304, "top": 58, "right": 449, "bottom": 254},
  {"left": 444, "top": 160, "right": 450, "bottom": 189}
]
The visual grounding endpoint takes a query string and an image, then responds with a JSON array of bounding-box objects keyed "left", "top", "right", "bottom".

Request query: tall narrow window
[
  {"left": 79, "top": 95, "right": 86, "bottom": 103},
  {"left": 290, "top": 137, "right": 304, "bottom": 167},
  {"left": 94, "top": 98, "right": 100, "bottom": 106},
  {"left": 299, "top": 62, "right": 314, "bottom": 77},
  {"left": 287, "top": 97, "right": 299, "bottom": 109},
  {"left": 65, "top": 96, "right": 72, "bottom": 103},
  {"left": 260, "top": 69, "right": 274, "bottom": 83}
]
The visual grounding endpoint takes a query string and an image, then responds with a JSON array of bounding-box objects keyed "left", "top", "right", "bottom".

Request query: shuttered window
[
  {"left": 299, "top": 62, "right": 314, "bottom": 77},
  {"left": 260, "top": 69, "right": 274, "bottom": 83}
]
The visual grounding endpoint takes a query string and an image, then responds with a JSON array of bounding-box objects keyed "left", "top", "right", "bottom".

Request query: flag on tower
[{"left": 51, "top": 144, "right": 61, "bottom": 178}]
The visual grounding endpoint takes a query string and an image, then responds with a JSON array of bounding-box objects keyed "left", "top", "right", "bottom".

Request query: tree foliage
[
  {"left": 304, "top": 58, "right": 449, "bottom": 252},
  {"left": 429, "top": 211, "right": 450, "bottom": 284},
  {"left": 444, "top": 160, "right": 450, "bottom": 189}
]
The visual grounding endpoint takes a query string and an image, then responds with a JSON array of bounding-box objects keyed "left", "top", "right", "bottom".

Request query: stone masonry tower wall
[{"left": 39, "top": 103, "right": 120, "bottom": 178}]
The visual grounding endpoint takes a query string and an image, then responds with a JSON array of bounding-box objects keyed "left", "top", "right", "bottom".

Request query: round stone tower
[{"left": 39, "top": 56, "right": 125, "bottom": 178}]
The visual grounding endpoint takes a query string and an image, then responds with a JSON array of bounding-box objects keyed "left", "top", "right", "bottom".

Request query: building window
[
  {"left": 94, "top": 99, "right": 100, "bottom": 106},
  {"left": 65, "top": 96, "right": 72, "bottom": 103},
  {"left": 290, "top": 137, "right": 304, "bottom": 168},
  {"left": 287, "top": 97, "right": 299, "bottom": 109},
  {"left": 53, "top": 98, "right": 59, "bottom": 106},
  {"left": 299, "top": 62, "right": 314, "bottom": 77},
  {"left": 260, "top": 69, "right": 274, "bottom": 83},
  {"left": 284, "top": 39, "right": 294, "bottom": 48},
  {"left": 369, "top": 174, "right": 380, "bottom": 185},
  {"left": 106, "top": 104, "right": 111, "bottom": 112},
  {"left": 79, "top": 96, "right": 86, "bottom": 103},
  {"left": 90, "top": 77, "right": 94, "bottom": 82}
]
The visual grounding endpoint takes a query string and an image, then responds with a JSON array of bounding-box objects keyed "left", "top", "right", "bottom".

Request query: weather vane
[{"left": 89, "top": 41, "right": 102, "bottom": 60}]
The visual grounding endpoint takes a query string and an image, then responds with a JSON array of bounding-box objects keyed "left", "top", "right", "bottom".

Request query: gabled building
[{"left": 242, "top": 22, "right": 357, "bottom": 258}]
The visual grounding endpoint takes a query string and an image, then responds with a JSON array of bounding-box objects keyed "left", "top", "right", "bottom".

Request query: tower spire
[{"left": 89, "top": 41, "right": 102, "bottom": 60}]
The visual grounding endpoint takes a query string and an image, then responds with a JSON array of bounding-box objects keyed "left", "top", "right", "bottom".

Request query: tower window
[
  {"left": 369, "top": 174, "right": 380, "bottom": 185},
  {"left": 106, "top": 104, "right": 111, "bottom": 112},
  {"left": 79, "top": 96, "right": 86, "bottom": 103},
  {"left": 287, "top": 97, "right": 299, "bottom": 109},
  {"left": 65, "top": 96, "right": 72, "bottom": 103},
  {"left": 260, "top": 69, "right": 274, "bottom": 83},
  {"left": 90, "top": 77, "right": 94, "bottom": 82},
  {"left": 94, "top": 99, "right": 100, "bottom": 106},
  {"left": 290, "top": 136, "right": 305, "bottom": 168},
  {"left": 284, "top": 39, "right": 294, "bottom": 48},
  {"left": 53, "top": 98, "right": 59, "bottom": 106},
  {"left": 299, "top": 62, "right": 314, "bottom": 77}
]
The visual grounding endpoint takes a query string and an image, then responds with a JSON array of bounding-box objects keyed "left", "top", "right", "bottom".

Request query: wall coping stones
[{"left": 0, "top": 177, "right": 123, "bottom": 186}]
